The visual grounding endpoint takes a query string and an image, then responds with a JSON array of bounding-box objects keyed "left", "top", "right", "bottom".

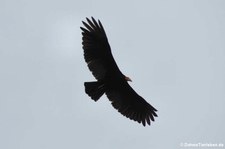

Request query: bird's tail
[{"left": 84, "top": 81, "right": 106, "bottom": 101}]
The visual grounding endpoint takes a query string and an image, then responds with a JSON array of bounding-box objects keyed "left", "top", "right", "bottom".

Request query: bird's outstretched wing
[
  {"left": 106, "top": 81, "right": 158, "bottom": 126},
  {"left": 81, "top": 17, "right": 122, "bottom": 80}
]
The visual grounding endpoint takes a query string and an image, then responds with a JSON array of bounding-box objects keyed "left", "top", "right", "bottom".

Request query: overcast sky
[{"left": 0, "top": 0, "right": 225, "bottom": 149}]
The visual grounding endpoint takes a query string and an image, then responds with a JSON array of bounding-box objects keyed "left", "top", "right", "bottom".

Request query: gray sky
[{"left": 0, "top": 0, "right": 225, "bottom": 149}]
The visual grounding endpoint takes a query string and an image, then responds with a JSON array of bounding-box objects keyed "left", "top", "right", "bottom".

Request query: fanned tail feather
[{"left": 84, "top": 81, "right": 105, "bottom": 101}]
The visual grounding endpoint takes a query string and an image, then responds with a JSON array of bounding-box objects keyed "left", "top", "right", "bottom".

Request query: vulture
[{"left": 81, "top": 17, "right": 157, "bottom": 126}]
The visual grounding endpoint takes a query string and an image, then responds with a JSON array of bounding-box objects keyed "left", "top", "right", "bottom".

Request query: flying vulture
[{"left": 81, "top": 17, "right": 157, "bottom": 126}]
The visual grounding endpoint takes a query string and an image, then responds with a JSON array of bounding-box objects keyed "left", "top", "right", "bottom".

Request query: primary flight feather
[{"left": 81, "top": 17, "right": 157, "bottom": 126}]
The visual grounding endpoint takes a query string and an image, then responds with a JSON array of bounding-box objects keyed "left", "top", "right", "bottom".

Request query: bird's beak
[{"left": 125, "top": 76, "right": 132, "bottom": 82}]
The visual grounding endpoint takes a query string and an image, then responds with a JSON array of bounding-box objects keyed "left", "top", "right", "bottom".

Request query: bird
[{"left": 80, "top": 17, "right": 157, "bottom": 126}]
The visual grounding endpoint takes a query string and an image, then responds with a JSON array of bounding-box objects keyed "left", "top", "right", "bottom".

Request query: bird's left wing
[{"left": 106, "top": 81, "right": 158, "bottom": 126}]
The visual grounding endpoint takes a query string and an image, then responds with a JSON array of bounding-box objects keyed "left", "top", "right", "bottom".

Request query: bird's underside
[{"left": 81, "top": 17, "right": 158, "bottom": 126}]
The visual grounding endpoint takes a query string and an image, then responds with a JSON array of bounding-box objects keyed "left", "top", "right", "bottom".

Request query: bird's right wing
[{"left": 81, "top": 17, "right": 122, "bottom": 80}]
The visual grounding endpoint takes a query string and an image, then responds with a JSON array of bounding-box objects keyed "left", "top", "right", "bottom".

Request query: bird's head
[{"left": 125, "top": 76, "right": 132, "bottom": 82}]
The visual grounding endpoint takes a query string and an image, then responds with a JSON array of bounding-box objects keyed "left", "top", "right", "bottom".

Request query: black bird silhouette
[{"left": 81, "top": 17, "right": 157, "bottom": 126}]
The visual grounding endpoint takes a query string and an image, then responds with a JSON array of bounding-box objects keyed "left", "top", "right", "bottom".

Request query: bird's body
[{"left": 81, "top": 17, "right": 157, "bottom": 126}]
